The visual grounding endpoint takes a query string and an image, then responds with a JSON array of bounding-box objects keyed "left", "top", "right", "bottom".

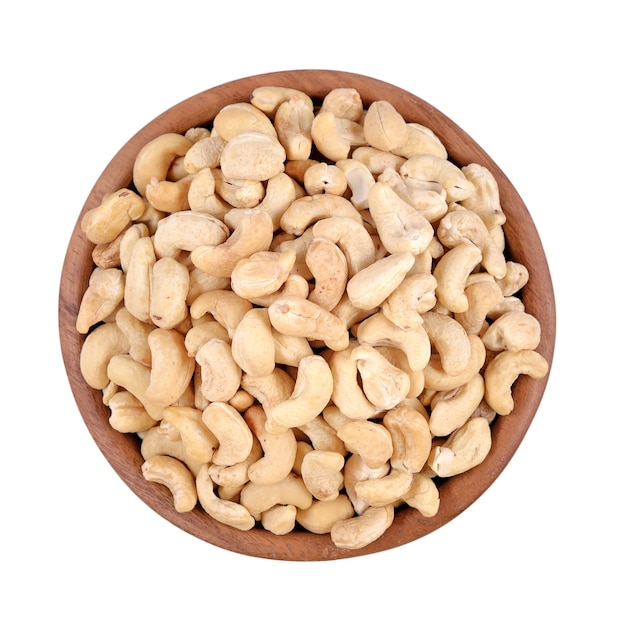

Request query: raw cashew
[
  {"left": 400, "top": 154, "right": 474, "bottom": 202},
  {"left": 272, "top": 329, "right": 314, "bottom": 367},
  {"left": 153, "top": 211, "right": 229, "bottom": 259},
  {"left": 220, "top": 131, "right": 286, "bottom": 181},
  {"left": 160, "top": 406, "right": 217, "bottom": 465},
  {"left": 484, "top": 349, "right": 549, "bottom": 415},
  {"left": 303, "top": 162, "right": 347, "bottom": 196},
  {"left": 383, "top": 405, "right": 431, "bottom": 473},
  {"left": 149, "top": 257, "right": 189, "bottom": 329},
  {"left": 343, "top": 454, "right": 390, "bottom": 515},
  {"left": 367, "top": 182, "right": 434, "bottom": 255},
  {"left": 428, "top": 373, "right": 485, "bottom": 437},
  {"left": 261, "top": 505, "right": 298, "bottom": 535},
  {"left": 337, "top": 420, "right": 393, "bottom": 470},
  {"left": 244, "top": 405, "right": 297, "bottom": 486},
  {"left": 296, "top": 416, "right": 346, "bottom": 455},
  {"left": 133, "top": 132, "right": 192, "bottom": 197},
  {"left": 108, "top": 390, "right": 158, "bottom": 433},
  {"left": 460, "top": 163, "right": 506, "bottom": 229},
  {"left": 330, "top": 504, "right": 394, "bottom": 550},
  {"left": 335, "top": 158, "right": 376, "bottom": 210},
  {"left": 254, "top": 172, "right": 299, "bottom": 230},
  {"left": 280, "top": 193, "right": 362, "bottom": 236},
  {"left": 352, "top": 145, "right": 407, "bottom": 176},
  {"left": 250, "top": 85, "right": 314, "bottom": 118},
  {"left": 300, "top": 450, "right": 345, "bottom": 501},
  {"left": 403, "top": 473, "right": 440, "bottom": 517},
  {"left": 231, "top": 307, "right": 275, "bottom": 377},
  {"left": 480, "top": 310, "right": 542, "bottom": 352},
  {"left": 208, "top": 437, "right": 263, "bottom": 488},
  {"left": 310, "top": 110, "right": 366, "bottom": 161},
  {"left": 455, "top": 274, "right": 504, "bottom": 334},
  {"left": 189, "top": 289, "right": 253, "bottom": 338},
  {"left": 265, "top": 355, "right": 334, "bottom": 433},
  {"left": 80, "top": 321, "right": 130, "bottom": 389},
  {"left": 144, "top": 328, "right": 195, "bottom": 407},
  {"left": 239, "top": 473, "right": 313, "bottom": 520},
  {"left": 296, "top": 495, "right": 355, "bottom": 534},
  {"left": 183, "top": 134, "right": 226, "bottom": 173},
  {"left": 212, "top": 168, "right": 265, "bottom": 208},
  {"left": 81, "top": 188, "right": 146, "bottom": 244},
  {"left": 145, "top": 175, "right": 192, "bottom": 214},
  {"left": 76, "top": 267, "right": 125, "bottom": 333},
  {"left": 123, "top": 237, "right": 156, "bottom": 323},
  {"left": 392, "top": 122, "right": 447, "bottom": 159},
  {"left": 274, "top": 95, "right": 314, "bottom": 161},
  {"left": 354, "top": 468, "right": 413, "bottom": 507},
  {"left": 183, "top": 320, "right": 230, "bottom": 358},
  {"left": 363, "top": 100, "right": 409, "bottom": 152},
  {"left": 140, "top": 425, "right": 204, "bottom": 477},
  {"left": 496, "top": 261, "right": 529, "bottom": 297},
  {"left": 305, "top": 237, "right": 348, "bottom": 310},
  {"left": 381, "top": 272, "right": 437, "bottom": 330},
  {"left": 212, "top": 102, "right": 277, "bottom": 141},
  {"left": 319, "top": 87, "right": 363, "bottom": 121},
  {"left": 347, "top": 251, "right": 415, "bottom": 310},
  {"left": 195, "top": 339, "right": 242, "bottom": 402},
  {"left": 428, "top": 417, "right": 492, "bottom": 477},
  {"left": 421, "top": 311, "right": 471, "bottom": 376},
  {"left": 201, "top": 402, "right": 253, "bottom": 466},
  {"left": 433, "top": 241, "right": 482, "bottom": 313},
  {"left": 196, "top": 463, "right": 255, "bottom": 530},
  {"left": 240, "top": 368, "right": 295, "bottom": 416},
  {"left": 191, "top": 209, "right": 274, "bottom": 278},
  {"left": 141, "top": 454, "right": 197, "bottom": 513}
]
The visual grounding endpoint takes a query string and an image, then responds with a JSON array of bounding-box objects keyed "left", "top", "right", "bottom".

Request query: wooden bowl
[{"left": 58, "top": 70, "right": 556, "bottom": 561}]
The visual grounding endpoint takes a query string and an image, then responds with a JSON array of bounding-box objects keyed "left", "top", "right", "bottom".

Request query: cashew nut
[
  {"left": 310, "top": 110, "right": 366, "bottom": 161},
  {"left": 108, "top": 390, "right": 158, "bottom": 433},
  {"left": 80, "top": 321, "right": 130, "bottom": 389},
  {"left": 383, "top": 405, "right": 432, "bottom": 473},
  {"left": 149, "top": 257, "right": 190, "bottom": 329},
  {"left": 76, "top": 267, "right": 125, "bottom": 333},
  {"left": 403, "top": 473, "right": 440, "bottom": 517},
  {"left": 212, "top": 102, "right": 277, "bottom": 141},
  {"left": 195, "top": 338, "right": 242, "bottom": 403},
  {"left": 274, "top": 95, "right": 314, "bottom": 161},
  {"left": 381, "top": 272, "right": 437, "bottom": 330},
  {"left": 400, "top": 154, "right": 474, "bottom": 202},
  {"left": 189, "top": 289, "right": 253, "bottom": 338},
  {"left": 336, "top": 420, "right": 393, "bottom": 470},
  {"left": 362, "top": 100, "right": 409, "bottom": 152},
  {"left": 392, "top": 122, "right": 447, "bottom": 159},
  {"left": 251, "top": 86, "right": 314, "bottom": 118},
  {"left": 280, "top": 193, "right": 362, "bottom": 236},
  {"left": 433, "top": 241, "right": 482, "bottom": 313},
  {"left": 330, "top": 504, "right": 394, "bottom": 550},
  {"left": 160, "top": 406, "right": 218, "bottom": 465},
  {"left": 296, "top": 495, "right": 355, "bottom": 534},
  {"left": 239, "top": 472, "right": 313, "bottom": 520},
  {"left": 300, "top": 450, "right": 345, "bottom": 501},
  {"left": 354, "top": 468, "right": 413, "bottom": 507},
  {"left": 141, "top": 454, "right": 198, "bottom": 513},
  {"left": 220, "top": 131, "right": 286, "bottom": 181},
  {"left": 460, "top": 163, "right": 506, "bottom": 229},
  {"left": 480, "top": 310, "right": 542, "bottom": 352},
  {"left": 230, "top": 307, "right": 275, "bottom": 377},
  {"left": 421, "top": 311, "right": 471, "bottom": 376},
  {"left": 305, "top": 237, "right": 348, "bottom": 311},
  {"left": 201, "top": 401, "right": 253, "bottom": 466}
]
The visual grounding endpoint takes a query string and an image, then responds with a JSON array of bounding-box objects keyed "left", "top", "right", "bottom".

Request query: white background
[{"left": 2, "top": 2, "right": 624, "bottom": 623}]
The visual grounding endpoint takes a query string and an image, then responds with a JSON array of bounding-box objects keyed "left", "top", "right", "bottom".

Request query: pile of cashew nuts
[{"left": 77, "top": 85, "right": 549, "bottom": 550}]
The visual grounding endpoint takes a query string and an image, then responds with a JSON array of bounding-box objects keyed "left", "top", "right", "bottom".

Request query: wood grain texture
[{"left": 58, "top": 70, "right": 556, "bottom": 561}]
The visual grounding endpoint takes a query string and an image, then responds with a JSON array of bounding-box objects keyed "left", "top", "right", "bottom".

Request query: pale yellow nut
[
  {"left": 303, "top": 162, "right": 347, "bottom": 196},
  {"left": 343, "top": 454, "right": 390, "bottom": 515},
  {"left": 239, "top": 473, "right": 313, "bottom": 520},
  {"left": 403, "top": 473, "right": 440, "bottom": 517},
  {"left": 81, "top": 188, "right": 146, "bottom": 244},
  {"left": 460, "top": 163, "right": 506, "bottom": 229},
  {"left": 231, "top": 249, "right": 296, "bottom": 301},
  {"left": 140, "top": 425, "right": 204, "bottom": 477},
  {"left": 265, "top": 355, "right": 334, "bottom": 434},
  {"left": 495, "top": 261, "right": 530, "bottom": 297},
  {"left": 354, "top": 468, "right": 413, "bottom": 508},
  {"left": 220, "top": 131, "right": 286, "bottom": 181},
  {"left": 212, "top": 168, "right": 265, "bottom": 208},
  {"left": 208, "top": 437, "right": 263, "bottom": 489},
  {"left": 297, "top": 415, "right": 346, "bottom": 456},
  {"left": 230, "top": 307, "right": 275, "bottom": 377},
  {"left": 428, "top": 417, "right": 492, "bottom": 478},
  {"left": 123, "top": 237, "right": 156, "bottom": 324},
  {"left": 240, "top": 368, "right": 295, "bottom": 417},
  {"left": 144, "top": 328, "right": 195, "bottom": 407},
  {"left": 115, "top": 308, "right": 153, "bottom": 366},
  {"left": 330, "top": 504, "right": 394, "bottom": 550},
  {"left": 363, "top": 100, "right": 409, "bottom": 152},
  {"left": 160, "top": 406, "right": 218, "bottom": 465},
  {"left": 108, "top": 390, "right": 158, "bottom": 433},
  {"left": 296, "top": 495, "right": 355, "bottom": 534},
  {"left": 335, "top": 158, "right": 376, "bottom": 210},
  {"left": 153, "top": 210, "right": 229, "bottom": 259},
  {"left": 244, "top": 405, "right": 298, "bottom": 486},
  {"left": 189, "top": 289, "right": 253, "bottom": 338},
  {"left": 428, "top": 373, "right": 485, "bottom": 438},
  {"left": 455, "top": 274, "right": 504, "bottom": 335},
  {"left": 392, "top": 122, "right": 447, "bottom": 159},
  {"left": 381, "top": 272, "right": 438, "bottom": 330},
  {"left": 254, "top": 172, "right": 299, "bottom": 230},
  {"left": 433, "top": 241, "right": 483, "bottom": 313},
  {"left": 183, "top": 135, "right": 226, "bottom": 173},
  {"left": 305, "top": 237, "right": 348, "bottom": 311},
  {"left": 481, "top": 310, "right": 542, "bottom": 353},
  {"left": 201, "top": 401, "right": 253, "bottom": 466},
  {"left": 280, "top": 193, "right": 363, "bottom": 236},
  {"left": 191, "top": 209, "right": 274, "bottom": 278},
  {"left": 149, "top": 257, "right": 190, "bottom": 329},
  {"left": 119, "top": 223, "right": 150, "bottom": 272},
  {"left": 337, "top": 420, "right": 393, "bottom": 470},
  {"left": 76, "top": 267, "right": 125, "bottom": 334},
  {"left": 376, "top": 346, "right": 425, "bottom": 398},
  {"left": 80, "top": 321, "right": 130, "bottom": 389},
  {"left": 187, "top": 169, "right": 231, "bottom": 219},
  {"left": 484, "top": 349, "right": 549, "bottom": 415},
  {"left": 300, "top": 450, "right": 345, "bottom": 502},
  {"left": 195, "top": 338, "right": 242, "bottom": 403},
  {"left": 352, "top": 145, "right": 407, "bottom": 176},
  {"left": 141, "top": 454, "right": 197, "bottom": 513},
  {"left": 261, "top": 504, "right": 297, "bottom": 535},
  {"left": 274, "top": 95, "right": 315, "bottom": 161},
  {"left": 347, "top": 251, "right": 415, "bottom": 310},
  {"left": 271, "top": 329, "right": 314, "bottom": 367},
  {"left": 196, "top": 463, "right": 255, "bottom": 530},
  {"left": 250, "top": 85, "right": 314, "bottom": 118},
  {"left": 400, "top": 154, "right": 474, "bottom": 202},
  {"left": 320, "top": 87, "right": 363, "bottom": 121},
  {"left": 367, "top": 181, "right": 434, "bottom": 255},
  {"left": 183, "top": 320, "right": 230, "bottom": 358},
  {"left": 421, "top": 311, "right": 471, "bottom": 376},
  {"left": 310, "top": 110, "right": 366, "bottom": 161},
  {"left": 212, "top": 102, "right": 277, "bottom": 141},
  {"left": 133, "top": 132, "right": 192, "bottom": 197},
  {"left": 383, "top": 405, "right": 432, "bottom": 473},
  {"left": 145, "top": 175, "right": 192, "bottom": 214}
]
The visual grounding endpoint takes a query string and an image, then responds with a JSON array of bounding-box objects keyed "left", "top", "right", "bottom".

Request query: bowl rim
[{"left": 58, "top": 69, "right": 556, "bottom": 561}]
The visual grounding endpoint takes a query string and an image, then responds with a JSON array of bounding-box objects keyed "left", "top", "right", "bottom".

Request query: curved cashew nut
[
  {"left": 141, "top": 454, "right": 197, "bottom": 513},
  {"left": 195, "top": 338, "right": 242, "bottom": 403},
  {"left": 362, "top": 100, "right": 408, "bottom": 152},
  {"left": 240, "top": 368, "right": 295, "bottom": 416},
  {"left": 352, "top": 145, "right": 407, "bottom": 176},
  {"left": 354, "top": 468, "right": 413, "bottom": 507},
  {"left": 208, "top": 437, "right": 263, "bottom": 488},
  {"left": 183, "top": 134, "right": 226, "bottom": 173},
  {"left": 220, "top": 131, "right": 286, "bottom": 181},
  {"left": 336, "top": 420, "right": 393, "bottom": 470},
  {"left": 140, "top": 425, "right": 204, "bottom": 477},
  {"left": 392, "top": 122, "right": 447, "bottom": 159},
  {"left": 300, "top": 450, "right": 345, "bottom": 501},
  {"left": 303, "top": 162, "right": 347, "bottom": 196},
  {"left": 196, "top": 463, "right": 256, "bottom": 530},
  {"left": 123, "top": 237, "right": 155, "bottom": 324},
  {"left": 149, "top": 257, "right": 189, "bottom": 329},
  {"left": 250, "top": 85, "right": 314, "bottom": 118},
  {"left": 133, "top": 132, "right": 192, "bottom": 197},
  {"left": 367, "top": 182, "right": 434, "bottom": 255},
  {"left": 421, "top": 311, "right": 471, "bottom": 376},
  {"left": 191, "top": 209, "right": 274, "bottom": 278},
  {"left": 433, "top": 241, "right": 482, "bottom": 313},
  {"left": 296, "top": 495, "right": 355, "bottom": 534},
  {"left": 481, "top": 310, "right": 542, "bottom": 352},
  {"left": 330, "top": 504, "right": 394, "bottom": 550},
  {"left": 80, "top": 321, "right": 130, "bottom": 389},
  {"left": 455, "top": 274, "right": 504, "bottom": 334},
  {"left": 230, "top": 307, "right": 275, "bottom": 377},
  {"left": 382, "top": 405, "right": 432, "bottom": 473},
  {"left": 184, "top": 320, "right": 230, "bottom": 358},
  {"left": 428, "top": 417, "right": 492, "bottom": 478},
  {"left": 305, "top": 237, "right": 348, "bottom": 311},
  {"left": 310, "top": 110, "right": 366, "bottom": 161},
  {"left": 244, "top": 405, "right": 297, "bottom": 486},
  {"left": 261, "top": 504, "right": 298, "bottom": 536},
  {"left": 160, "top": 406, "right": 218, "bottom": 465},
  {"left": 81, "top": 188, "right": 146, "bottom": 244},
  {"left": 343, "top": 453, "right": 390, "bottom": 515},
  {"left": 239, "top": 473, "right": 313, "bottom": 520},
  {"left": 201, "top": 402, "right": 254, "bottom": 466},
  {"left": 212, "top": 101, "right": 277, "bottom": 141},
  {"left": 335, "top": 158, "right": 376, "bottom": 210},
  {"left": 280, "top": 193, "right": 363, "bottom": 236},
  {"left": 347, "top": 251, "right": 416, "bottom": 310},
  {"left": 274, "top": 95, "right": 314, "bottom": 161},
  {"left": 76, "top": 267, "right": 125, "bottom": 334},
  {"left": 145, "top": 174, "right": 192, "bottom": 214},
  {"left": 144, "top": 328, "right": 195, "bottom": 407},
  {"left": 265, "top": 355, "right": 333, "bottom": 434},
  {"left": 272, "top": 329, "right": 314, "bottom": 367},
  {"left": 108, "top": 390, "right": 158, "bottom": 434},
  {"left": 212, "top": 168, "right": 265, "bottom": 208},
  {"left": 231, "top": 249, "right": 296, "bottom": 302},
  {"left": 319, "top": 87, "right": 363, "bottom": 121},
  {"left": 403, "top": 473, "right": 440, "bottom": 517},
  {"left": 495, "top": 261, "right": 530, "bottom": 297},
  {"left": 351, "top": 345, "right": 411, "bottom": 410},
  {"left": 297, "top": 415, "right": 346, "bottom": 455},
  {"left": 153, "top": 211, "right": 229, "bottom": 259},
  {"left": 399, "top": 154, "right": 474, "bottom": 202},
  {"left": 484, "top": 349, "right": 549, "bottom": 415},
  {"left": 428, "top": 373, "right": 485, "bottom": 437},
  {"left": 460, "top": 163, "right": 506, "bottom": 229},
  {"left": 254, "top": 172, "right": 299, "bottom": 230},
  {"left": 189, "top": 289, "right": 253, "bottom": 338},
  {"left": 381, "top": 272, "right": 437, "bottom": 330},
  {"left": 437, "top": 207, "right": 506, "bottom": 279},
  {"left": 356, "top": 312, "right": 431, "bottom": 372}
]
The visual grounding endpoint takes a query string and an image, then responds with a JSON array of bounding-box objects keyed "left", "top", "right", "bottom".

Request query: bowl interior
[{"left": 59, "top": 69, "right": 556, "bottom": 561}]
